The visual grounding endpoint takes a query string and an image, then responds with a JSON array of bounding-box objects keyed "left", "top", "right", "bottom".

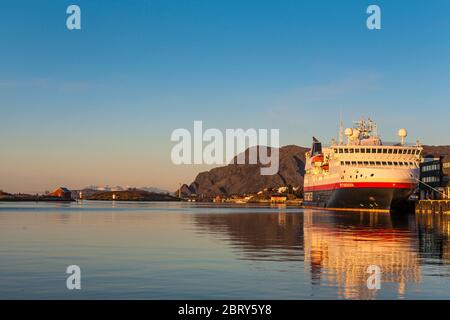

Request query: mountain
[
  {"left": 86, "top": 189, "right": 180, "bottom": 201},
  {"left": 72, "top": 185, "right": 170, "bottom": 199},
  {"left": 422, "top": 145, "right": 450, "bottom": 157},
  {"left": 179, "top": 145, "right": 308, "bottom": 197},
  {"left": 179, "top": 144, "right": 450, "bottom": 198},
  {"left": 82, "top": 185, "right": 169, "bottom": 193}
]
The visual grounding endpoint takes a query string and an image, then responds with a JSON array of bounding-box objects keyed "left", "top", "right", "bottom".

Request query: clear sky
[{"left": 1, "top": 0, "right": 449, "bottom": 193}]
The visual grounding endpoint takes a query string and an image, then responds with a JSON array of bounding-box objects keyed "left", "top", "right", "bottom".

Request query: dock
[{"left": 415, "top": 200, "right": 450, "bottom": 214}]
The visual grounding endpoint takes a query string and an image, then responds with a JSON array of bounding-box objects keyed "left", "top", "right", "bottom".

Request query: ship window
[
  {"left": 370, "top": 161, "right": 375, "bottom": 165},
  {"left": 364, "top": 161, "right": 369, "bottom": 165},
  {"left": 341, "top": 161, "right": 344, "bottom": 165},
  {"left": 351, "top": 161, "right": 356, "bottom": 165},
  {"left": 334, "top": 148, "right": 337, "bottom": 153},
  {"left": 361, "top": 148, "right": 366, "bottom": 154},
  {"left": 377, "top": 148, "right": 382, "bottom": 153},
  {"left": 407, "top": 150, "right": 411, "bottom": 154},
  {"left": 388, "top": 149, "right": 393, "bottom": 154},
  {"left": 376, "top": 161, "right": 381, "bottom": 166},
  {"left": 344, "top": 148, "right": 348, "bottom": 153},
  {"left": 394, "top": 161, "right": 398, "bottom": 166},
  {"left": 349, "top": 149, "right": 354, "bottom": 153},
  {"left": 382, "top": 161, "right": 387, "bottom": 165},
  {"left": 345, "top": 161, "right": 350, "bottom": 165},
  {"left": 371, "top": 173, "right": 374, "bottom": 177},
  {"left": 371, "top": 148, "right": 376, "bottom": 153},
  {"left": 383, "top": 148, "right": 388, "bottom": 153},
  {"left": 393, "top": 149, "right": 398, "bottom": 154},
  {"left": 402, "top": 149, "right": 407, "bottom": 154},
  {"left": 388, "top": 161, "right": 393, "bottom": 165}
]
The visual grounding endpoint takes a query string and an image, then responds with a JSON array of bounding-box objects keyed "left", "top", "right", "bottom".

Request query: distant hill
[
  {"left": 179, "top": 145, "right": 308, "bottom": 197},
  {"left": 179, "top": 144, "right": 450, "bottom": 197},
  {"left": 86, "top": 189, "right": 180, "bottom": 201},
  {"left": 79, "top": 185, "right": 170, "bottom": 194},
  {"left": 422, "top": 145, "right": 450, "bottom": 157},
  {"left": 72, "top": 185, "right": 171, "bottom": 200}
]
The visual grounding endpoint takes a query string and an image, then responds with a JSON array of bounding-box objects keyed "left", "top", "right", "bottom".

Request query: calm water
[{"left": 1, "top": 201, "right": 450, "bottom": 299}]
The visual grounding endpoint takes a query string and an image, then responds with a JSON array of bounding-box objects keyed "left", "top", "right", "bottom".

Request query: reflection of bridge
[{"left": 303, "top": 210, "right": 421, "bottom": 299}]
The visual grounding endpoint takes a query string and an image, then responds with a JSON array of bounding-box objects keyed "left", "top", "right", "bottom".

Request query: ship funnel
[{"left": 398, "top": 128, "right": 407, "bottom": 145}]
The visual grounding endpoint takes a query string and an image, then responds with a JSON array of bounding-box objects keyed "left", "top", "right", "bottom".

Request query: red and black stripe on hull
[{"left": 303, "top": 182, "right": 416, "bottom": 212}]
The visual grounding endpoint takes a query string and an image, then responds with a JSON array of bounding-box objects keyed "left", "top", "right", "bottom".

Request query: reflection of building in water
[
  {"left": 417, "top": 213, "right": 450, "bottom": 262},
  {"left": 192, "top": 212, "right": 303, "bottom": 261},
  {"left": 303, "top": 210, "right": 421, "bottom": 299}
]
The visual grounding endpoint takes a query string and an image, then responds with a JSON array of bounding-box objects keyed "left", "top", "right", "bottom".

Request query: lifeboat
[{"left": 311, "top": 154, "right": 324, "bottom": 165}]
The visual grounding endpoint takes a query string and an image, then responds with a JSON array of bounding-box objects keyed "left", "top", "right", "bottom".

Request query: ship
[{"left": 303, "top": 118, "right": 423, "bottom": 212}]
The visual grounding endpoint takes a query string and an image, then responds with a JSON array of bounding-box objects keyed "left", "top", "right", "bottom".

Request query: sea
[{"left": 0, "top": 201, "right": 449, "bottom": 299}]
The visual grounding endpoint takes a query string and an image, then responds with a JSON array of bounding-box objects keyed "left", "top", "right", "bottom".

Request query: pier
[{"left": 415, "top": 200, "right": 450, "bottom": 214}]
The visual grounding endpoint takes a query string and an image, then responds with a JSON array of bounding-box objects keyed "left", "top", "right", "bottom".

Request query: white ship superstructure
[{"left": 303, "top": 119, "right": 422, "bottom": 212}]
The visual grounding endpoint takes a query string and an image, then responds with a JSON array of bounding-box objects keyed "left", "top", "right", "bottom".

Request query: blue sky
[{"left": 1, "top": 0, "right": 450, "bottom": 192}]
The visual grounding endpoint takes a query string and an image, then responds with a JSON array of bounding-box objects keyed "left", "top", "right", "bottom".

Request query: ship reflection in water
[
  {"left": 2, "top": 202, "right": 450, "bottom": 299},
  {"left": 192, "top": 208, "right": 450, "bottom": 299}
]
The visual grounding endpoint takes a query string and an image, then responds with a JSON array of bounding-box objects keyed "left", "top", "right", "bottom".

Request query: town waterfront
[{"left": 1, "top": 201, "right": 450, "bottom": 299}]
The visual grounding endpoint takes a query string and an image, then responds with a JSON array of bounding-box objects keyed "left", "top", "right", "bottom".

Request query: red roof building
[{"left": 48, "top": 187, "right": 72, "bottom": 200}]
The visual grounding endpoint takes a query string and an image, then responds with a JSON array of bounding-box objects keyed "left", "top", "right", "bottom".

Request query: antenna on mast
[{"left": 338, "top": 111, "right": 343, "bottom": 145}]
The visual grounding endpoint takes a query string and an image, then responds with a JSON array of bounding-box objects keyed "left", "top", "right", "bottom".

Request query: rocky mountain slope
[{"left": 179, "top": 145, "right": 308, "bottom": 197}]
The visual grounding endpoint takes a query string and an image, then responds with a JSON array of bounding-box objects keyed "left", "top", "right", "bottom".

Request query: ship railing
[{"left": 326, "top": 141, "right": 421, "bottom": 147}]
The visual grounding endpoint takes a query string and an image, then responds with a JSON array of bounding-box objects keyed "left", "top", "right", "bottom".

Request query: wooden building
[{"left": 48, "top": 187, "right": 72, "bottom": 200}]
